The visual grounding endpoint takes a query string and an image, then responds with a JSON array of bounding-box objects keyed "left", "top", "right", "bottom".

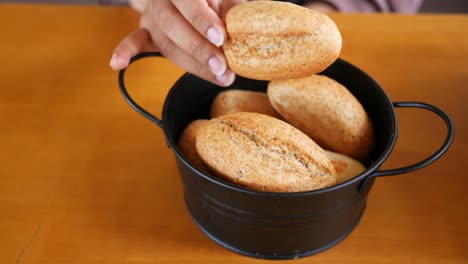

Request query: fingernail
[
  {"left": 109, "top": 53, "right": 119, "bottom": 69},
  {"left": 216, "top": 70, "right": 235, "bottom": 87},
  {"left": 208, "top": 56, "right": 226, "bottom": 76},
  {"left": 207, "top": 27, "right": 224, "bottom": 47}
]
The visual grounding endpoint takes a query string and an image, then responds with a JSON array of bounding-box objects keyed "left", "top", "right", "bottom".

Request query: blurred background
[{"left": 0, "top": 0, "right": 467, "bottom": 13}]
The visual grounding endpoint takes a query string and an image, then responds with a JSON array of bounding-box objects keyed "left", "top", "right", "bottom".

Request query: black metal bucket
[{"left": 118, "top": 52, "right": 454, "bottom": 260}]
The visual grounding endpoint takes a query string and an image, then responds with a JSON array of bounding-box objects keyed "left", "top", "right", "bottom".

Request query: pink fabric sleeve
[{"left": 317, "top": 0, "right": 423, "bottom": 13}]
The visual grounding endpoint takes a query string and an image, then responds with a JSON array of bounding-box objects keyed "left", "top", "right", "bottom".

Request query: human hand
[{"left": 110, "top": 0, "right": 246, "bottom": 87}]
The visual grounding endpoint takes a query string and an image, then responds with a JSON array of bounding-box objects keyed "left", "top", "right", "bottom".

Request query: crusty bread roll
[
  {"left": 325, "top": 150, "right": 366, "bottom": 184},
  {"left": 178, "top": 119, "right": 209, "bottom": 173},
  {"left": 196, "top": 112, "right": 336, "bottom": 192},
  {"left": 268, "top": 74, "right": 375, "bottom": 161},
  {"left": 211, "top": 89, "right": 282, "bottom": 119},
  {"left": 224, "top": 1, "right": 342, "bottom": 80}
]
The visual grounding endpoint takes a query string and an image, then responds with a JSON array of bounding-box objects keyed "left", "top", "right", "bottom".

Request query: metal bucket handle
[
  {"left": 360, "top": 102, "right": 454, "bottom": 193},
  {"left": 118, "top": 52, "right": 164, "bottom": 128}
]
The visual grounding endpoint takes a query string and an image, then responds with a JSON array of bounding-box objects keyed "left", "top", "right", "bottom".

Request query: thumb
[{"left": 110, "top": 28, "right": 156, "bottom": 70}]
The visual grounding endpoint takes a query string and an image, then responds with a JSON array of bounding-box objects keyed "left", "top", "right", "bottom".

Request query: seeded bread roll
[
  {"left": 178, "top": 119, "right": 209, "bottom": 173},
  {"left": 268, "top": 74, "right": 375, "bottom": 161},
  {"left": 211, "top": 89, "right": 282, "bottom": 119},
  {"left": 224, "top": 1, "right": 342, "bottom": 80},
  {"left": 196, "top": 112, "right": 336, "bottom": 192},
  {"left": 325, "top": 150, "right": 366, "bottom": 184}
]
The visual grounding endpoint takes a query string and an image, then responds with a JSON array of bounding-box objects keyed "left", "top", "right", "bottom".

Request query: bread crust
[
  {"left": 268, "top": 74, "right": 375, "bottom": 161},
  {"left": 224, "top": 1, "right": 342, "bottom": 80},
  {"left": 178, "top": 119, "right": 209, "bottom": 173},
  {"left": 325, "top": 150, "right": 366, "bottom": 184},
  {"left": 196, "top": 112, "right": 336, "bottom": 192},
  {"left": 211, "top": 89, "right": 282, "bottom": 119}
]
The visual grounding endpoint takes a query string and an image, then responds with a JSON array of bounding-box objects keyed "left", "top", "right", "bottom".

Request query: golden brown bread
[
  {"left": 211, "top": 89, "right": 282, "bottom": 119},
  {"left": 224, "top": 1, "right": 342, "bottom": 80},
  {"left": 268, "top": 74, "right": 375, "bottom": 161},
  {"left": 196, "top": 112, "right": 336, "bottom": 192},
  {"left": 178, "top": 119, "right": 209, "bottom": 173},
  {"left": 325, "top": 150, "right": 366, "bottom": 184}
]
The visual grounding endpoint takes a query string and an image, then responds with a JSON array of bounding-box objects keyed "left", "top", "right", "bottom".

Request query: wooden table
[{"left": 0, "top": 4, "right": 466, "bottom": 264}]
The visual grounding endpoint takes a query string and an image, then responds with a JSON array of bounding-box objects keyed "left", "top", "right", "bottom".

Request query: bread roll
[
  {"left": 268, "top": 74, "right": 375, "bottom": 161},
  {"left": 211, "top": 89, "right": 282, "bottom": 119},
  {"left": 224, "top": 1, "right": 342, "bottom": 80},
  {"left": 325, "top": 150, "right": 366, "bottom": 184},
  {"left": 196, "top": 112, "right": 336, "bottom": 192},
  {"left": 178, "top": 119, "right": 209, "bottom": 173}
]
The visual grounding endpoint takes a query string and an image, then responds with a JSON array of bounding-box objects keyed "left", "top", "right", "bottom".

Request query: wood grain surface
[{"left": 0, "top": 4, "right": 466, "bottom": 264}]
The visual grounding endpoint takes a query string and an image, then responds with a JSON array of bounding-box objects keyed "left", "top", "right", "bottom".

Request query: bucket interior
[{"left": 163, "top": 59, "right": 396, "bottom": 170}]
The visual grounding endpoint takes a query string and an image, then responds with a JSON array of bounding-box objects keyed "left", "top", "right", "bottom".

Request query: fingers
[
  {"left": 138, "top": 0, "right": 235, "bottom": 86},
  {"left": 111, "top": 0, "right": 239, "bottom": 87},
  {"left": 128, "top": 0, "right": 147, "bottom": 13},
  {"left": 152, "top": 1, "right": 228, "bottom": 77},
  {"left": 173, "top": 0, "right": 225, "bottom": 47},
  {"left": 110, "top": 28, "right": 155, "bottom": 70},
  {"left": 207, "top": 0, "right": 222, "bottom": 16},
  {"left": 146, "top": 24, "right": 235, "bottom": 86}
]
